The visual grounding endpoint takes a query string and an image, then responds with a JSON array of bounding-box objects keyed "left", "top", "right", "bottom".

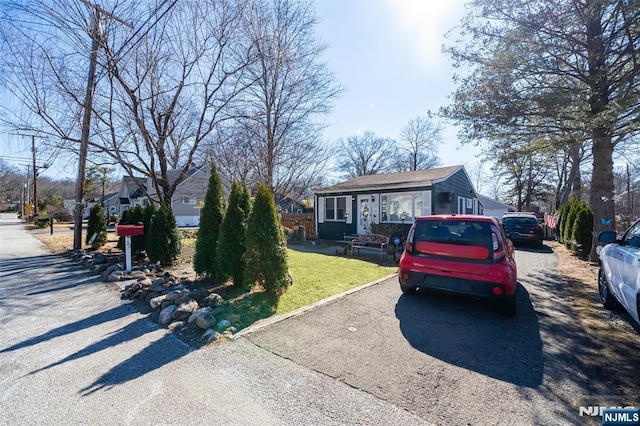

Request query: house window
[
  {"left": 325, "top": 196, "right": 347, "bottom": 221},
  {"left": 381, "top": 193, "right": 422, "bottom": 223},
  {"left": 183, "top": 196, "right": 196, "bottom": 205}
]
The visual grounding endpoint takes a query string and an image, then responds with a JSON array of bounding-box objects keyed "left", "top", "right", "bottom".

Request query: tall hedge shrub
[
  {"left": 243, "top": 184, "right": 290, "bottom": 294},
  {"left": 86, "top": 204, "right": 107, "bottom": 249},
  {"left": 142, "top": 203, "right": 157, "bottom": 251},
  {"left": 216, "top": 181, "right": 251, "bottom": 286},
  {"left": 563, "top": 200, "right": 580, "bottom": 247},
  {"left": 147, "top": 205, "right": 181, "bottom": 266},
  {"left": 194, "top": 163, "right": 225, "bottom": 278},
  {"left": 571, "top": 204, "right": 594, "bottom": 259}
]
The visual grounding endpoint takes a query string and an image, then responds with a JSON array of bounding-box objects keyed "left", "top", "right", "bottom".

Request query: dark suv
[
  {"left": 500, "top": 213, "right": 544, "bottom": 247},
  {"left": 398, "top": 215, "right": 518, "bottom": 316}
]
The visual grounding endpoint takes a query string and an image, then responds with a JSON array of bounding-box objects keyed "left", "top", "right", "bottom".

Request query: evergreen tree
[
  {"left": 217, "top": 181, "right": 250, "bottom": 286},
  {"left": 146, "top": 205, "right": 181, "bottom": 266},
  {"left": 142, "top": 203, "right": 157, "bottom": 252},
  {"left": 571, "top": 203, "right": 593, "bottom": 259},
  {"left": 86, "top": 204, "right": 107, "bottom": 249},
  {"left": 563, "top": 199, "right": 580, "bottom": 247},
  {"left": 194, "top": 163, "right": 225, "bottom": 277},
  {"left": 243, "top": 184, "right": 290, "bottom": 294}
]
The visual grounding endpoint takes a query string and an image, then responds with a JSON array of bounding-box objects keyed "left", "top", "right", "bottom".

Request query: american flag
[{"left": 546, "top": 213, "right": 557, "bottom": 229}]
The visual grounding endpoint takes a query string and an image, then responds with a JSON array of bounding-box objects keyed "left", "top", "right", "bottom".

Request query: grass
[{"left": 278, "top": 249, "right": 396, "bottom": 314}]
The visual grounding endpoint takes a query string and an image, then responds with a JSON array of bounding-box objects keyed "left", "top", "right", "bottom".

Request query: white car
[{"left": 597, "top": 218, "right": 640, "bottom": 325}]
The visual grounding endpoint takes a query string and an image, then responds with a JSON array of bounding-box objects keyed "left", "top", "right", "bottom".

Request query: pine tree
[
  {"left": 147, "top": 205, "right": 181, "bottom": 266},
  {"left": 194, "top": 163, "right": 225, "bottom": 277},
  {"left": 86, "top": 204, "right": 107, "bottom": 249},
  {"left": 217, "top": 181, "right": 250, "bottom": 286},
  {"left": 243, "top": 184, "right": 290, "bottom": 294}
]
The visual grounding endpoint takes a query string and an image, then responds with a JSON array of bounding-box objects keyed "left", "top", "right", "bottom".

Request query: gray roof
[
  {"left": 478, "top": 194, "right": 515, "bottom": 211},
  {"left": 318, "top": 165, "right": 463, "bottom": 194}
]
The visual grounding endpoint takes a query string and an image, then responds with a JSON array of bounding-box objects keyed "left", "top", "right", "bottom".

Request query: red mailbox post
[{"left": 115, "top": 223, "right": 144, "bottom": 273}]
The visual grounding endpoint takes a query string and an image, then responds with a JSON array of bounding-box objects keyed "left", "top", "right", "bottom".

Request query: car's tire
[
  {"left": 400, "top": 282, "right": 416, "bottom": 295},
  {"left": 499, "top": 293, "right": 517, "bottom": 317},
  {"left": 598, "top": 269, "right": 622, "bottom": 310}
]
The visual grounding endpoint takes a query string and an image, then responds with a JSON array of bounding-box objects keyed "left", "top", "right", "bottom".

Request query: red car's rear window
[{"left": 414, "top": 241, "right": 490, "bottom": 259}]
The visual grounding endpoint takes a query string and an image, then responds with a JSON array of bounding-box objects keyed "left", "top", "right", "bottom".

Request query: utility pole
[
  {"left": 73, "top": 2, "right": 133, "bottom": 250},
  {"left": 32, "top": 135, "right": 38, "bottom": 219}
]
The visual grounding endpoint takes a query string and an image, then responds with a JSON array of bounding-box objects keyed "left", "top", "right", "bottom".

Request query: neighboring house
[
  {"left": 147, "top": 165, "right": 211, "bottom": 227},
  {"left": 478, "top": 194, "right": 516, "bottom": 219},
  {"left": 82, "top": 192, "right": 119, "bottom": 218},
  {"left": 315, "top": 165, "right": 481, "bottom": 240},
  {"left": 114, "top": 176, "right": 148, "bottom": 216},
  {"left": 277, "top": 197, "right": 310, "bottom": 214},
  {"left": 101, "top": 192, "right": 120, "bottom": 218}
]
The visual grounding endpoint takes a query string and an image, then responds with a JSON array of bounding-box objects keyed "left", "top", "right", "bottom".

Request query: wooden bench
[{"left": 350, "top": 233, "right": 389, "bottom": 261}]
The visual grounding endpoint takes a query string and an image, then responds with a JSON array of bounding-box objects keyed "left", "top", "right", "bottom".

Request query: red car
[{"left": 398, "top": 215, "right": 518, "bottom": 316}]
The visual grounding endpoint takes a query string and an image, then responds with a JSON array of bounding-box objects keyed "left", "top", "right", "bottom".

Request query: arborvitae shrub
[
  {"left": 563, "top": 200, "right": 579, "bottom": 247},
  {"left": 86, "top": 204, "right": 107, "bottom": 249},
  {"left": 571, "top": 204, "right": 594, "bottom": 259},
  {"left": 217, "top": 181, "right": 250, "bottom": 286},
  {"left": 243, "top": 184, "right": 290, "bottom": 295},
  {"left": 194, "top": 164, "right": 225, "bottom": 278},
  {"left": 147, "top": 205, "right": 181, "bottom": 266}
]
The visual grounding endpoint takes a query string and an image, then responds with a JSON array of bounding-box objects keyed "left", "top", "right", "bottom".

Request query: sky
[
  {"left": 0, "top": 0, "right": 483, "bottom": 182},
  {"left": 314, "top": 0, "right": 482, "bottom": 171}
]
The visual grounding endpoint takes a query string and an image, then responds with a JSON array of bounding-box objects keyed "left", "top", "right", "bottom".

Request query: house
[
  {"left": 81, "top": 192, "right": 119, "bottom": 219},
  {"left": 315, "top": 165, "right": 481, "bottom": 240},
  {"left": 114, "top": 176, "right": 148, "bottom": 216},
  {"left": 147, "top": 165, "right": 211, "bottom": 227},
  {"left": 477, "top": 194, "right": 516, "bottom": 219}
]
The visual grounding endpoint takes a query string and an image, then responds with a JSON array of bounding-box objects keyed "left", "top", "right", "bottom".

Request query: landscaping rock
[
  {"left": 216, "top": 319, "right": 231, "bottom": 331},
  {"left": 205, "top": 293, "right": 224, "bottom": 308},
  {"left": 159, "top": 305, "right": 177, "bottom": 326},
  {"left": 194, "top": 309, "right": 217, "bottom": 330},
  {"left": 201, "top": 329, "right": 220, "bottom": 343},
  {"left": 149, "top": 294, "right": 167, "bottom": 310},
  {"left": 189, "top": 288, "right": 209, "bottom": 304},
  {"left": 150, "top": 278, "right": 167, "bottom": 293},
  {"left": 168, "top": 321, "right": 184, "bottom": 331},
  {"left": 173, "top": 299, "right": 198, "bottom": 321}
]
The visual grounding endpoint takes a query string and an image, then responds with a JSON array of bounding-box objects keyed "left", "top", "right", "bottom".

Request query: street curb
[{"left": 233, "top": 273, "right": 397, "bottom": 339}]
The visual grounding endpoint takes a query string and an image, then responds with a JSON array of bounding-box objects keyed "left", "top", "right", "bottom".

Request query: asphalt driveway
[{"left": 245, "top": 245, "right": 622, "bottom": 425}]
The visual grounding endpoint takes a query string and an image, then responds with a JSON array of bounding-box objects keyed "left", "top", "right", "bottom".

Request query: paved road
[{"left": 0, "top": 213, "right": 429, "bottom": 426}]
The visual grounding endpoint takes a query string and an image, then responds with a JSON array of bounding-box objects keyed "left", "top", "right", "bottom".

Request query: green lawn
[{"left": 276, "top": 249, "right": 397, "bottom": 314}]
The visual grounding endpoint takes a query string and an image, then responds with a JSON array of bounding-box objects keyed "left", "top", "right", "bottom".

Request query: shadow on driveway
[{"left": 395, "top": 283, "right": 543, "bottom": 388}]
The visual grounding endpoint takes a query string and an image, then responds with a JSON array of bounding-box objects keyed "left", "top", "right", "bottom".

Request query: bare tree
[
  {"left": 335, "top": 131, "right": 397, "bottom": 178},
  {"left": 232, "top": 0, "right": 342, "bottom": 200},
  {"left": 92, "top": 0, "right": 252, "bottom": 206},
  {"left": 397, "top": 114, "right": 442, "bottom": 171}
]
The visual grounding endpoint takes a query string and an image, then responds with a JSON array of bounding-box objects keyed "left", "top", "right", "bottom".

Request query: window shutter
[
  {"left": 346, "top": 197, "right": 352, "bottom": 224},
  {"left": 318, "top": 197, "right": 325, "bottom": 223},
  {"left": 422, "top": 191, "right": 432, "bottom": 216}
]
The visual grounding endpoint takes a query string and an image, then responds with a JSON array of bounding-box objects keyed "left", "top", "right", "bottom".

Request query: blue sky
[
  {"left": 315, "top": 0, "right": 482, "bottom": 171},
  {"left": 1, "top": 0, "right": 483, "bottom": 181}
]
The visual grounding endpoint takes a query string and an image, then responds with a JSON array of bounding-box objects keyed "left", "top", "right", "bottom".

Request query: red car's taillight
[{"left": 492, "top": 233, "right": 505, "bottom": 261}]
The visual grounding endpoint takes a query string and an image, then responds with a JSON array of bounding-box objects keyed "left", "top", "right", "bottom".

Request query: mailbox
[
  {"left": 116, "top": 224, "right": 144, "bottom": 236},
  {"left": 115, "top": 223, "right": 144, "bottom": 273}
]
